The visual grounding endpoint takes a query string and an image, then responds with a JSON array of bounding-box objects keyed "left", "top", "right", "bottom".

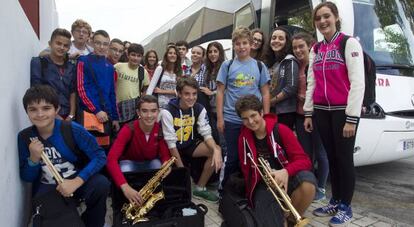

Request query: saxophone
[{"left": 121, "top": 157, "right": 176, "bottom": 224}]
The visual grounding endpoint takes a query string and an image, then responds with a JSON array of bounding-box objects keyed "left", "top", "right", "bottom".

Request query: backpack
[
  {"left": 20, "top": 121, "right": 89, "bottom": 169},
  {"left": 314, "top": 35, "right": 376, "bottom": 108},
  {"left": 227, "top": 59, "right": 263, "bottom": 75},
  {"left": 137, "top": 65, "right": 145, "bottom": 92}
]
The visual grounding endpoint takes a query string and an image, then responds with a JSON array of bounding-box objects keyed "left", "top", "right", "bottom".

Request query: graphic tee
[
  {"left": 40, "top": 143, "right": 77, "bottom": 184},
  {"left": 115, "top": 63, "right": 150, "bottom": 102}
]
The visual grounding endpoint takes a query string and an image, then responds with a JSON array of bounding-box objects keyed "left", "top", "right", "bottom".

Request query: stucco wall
[{"left": 0, "top": 0, "right": 57, "bottom": 226}]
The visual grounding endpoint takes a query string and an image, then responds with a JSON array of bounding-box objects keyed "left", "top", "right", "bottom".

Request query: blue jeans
[
  {"left": 296, "top": 115, "right": 329, "bottom": 189},
  {"left": 221, "top": 121, "right": 242, "bottom": 189},
  {"left": 35, "top": 174, "right": 110, "bottom": 227},
  {"left": 119, "top": 159, "right": 162, "bottom": 173}
]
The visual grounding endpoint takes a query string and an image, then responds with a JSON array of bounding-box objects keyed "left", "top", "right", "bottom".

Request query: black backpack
[
  {"left": 314, "top": 35, "right": 376, "bottom": 108},
  {"left": 20, "top": 121, "right": 89, "bottom": 169}
]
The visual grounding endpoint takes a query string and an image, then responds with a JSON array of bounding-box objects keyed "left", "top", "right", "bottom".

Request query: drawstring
[
  {"left": 271, "top": 131, "right": 278, "bottom": 158},
  {"left": 179, "top": 109, "right": 183, "bottom": 144},
  {"left": 245, "top": 137, "right": 254, "bottom": 166},
  {"left": 191, "top": 107, "right": 194, "bottom": 140},
  {"left": 243, "top": 137, "right": 247, "bottom": 165}
]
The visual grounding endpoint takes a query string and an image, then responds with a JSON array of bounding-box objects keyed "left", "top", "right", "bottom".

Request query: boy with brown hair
[
  {"left": 236, "top": 94, "right": 316, "bottom": 227},
  {"left": 216, "top": 26, "right": 271, "bottom": 188}
]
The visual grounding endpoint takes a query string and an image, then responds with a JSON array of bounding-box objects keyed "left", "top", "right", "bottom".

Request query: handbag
[{"left": 32, "top": 189, "right": 85, "bottom": 227}]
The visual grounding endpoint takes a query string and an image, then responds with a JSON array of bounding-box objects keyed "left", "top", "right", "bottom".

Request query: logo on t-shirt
[
  {"left": 40, "top": 145, "right": 77, "bottom": 184},
  {"left": 174, "top": 115, "right": 195, "bottom": 142},
  {"left": 234, "top": 73, "right": 255, "bottom": 87}
]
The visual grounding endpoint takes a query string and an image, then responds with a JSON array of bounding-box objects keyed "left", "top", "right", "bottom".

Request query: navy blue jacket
[{"left": 30, "top": 56, "right": 76, "bottom": 116}]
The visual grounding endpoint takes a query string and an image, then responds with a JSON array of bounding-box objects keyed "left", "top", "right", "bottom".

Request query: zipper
[{"left": 322, "top": 44, "right": 331, "bottom": 107}]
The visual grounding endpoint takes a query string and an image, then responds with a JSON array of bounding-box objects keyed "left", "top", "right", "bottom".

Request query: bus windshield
[{"left": 353, "top": 0, "right": 414, "bottom": 68}]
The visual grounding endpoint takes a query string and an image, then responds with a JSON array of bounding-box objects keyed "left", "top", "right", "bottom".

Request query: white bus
[{"left": 142, "top": 0, "right": 414, "bottom": 166}]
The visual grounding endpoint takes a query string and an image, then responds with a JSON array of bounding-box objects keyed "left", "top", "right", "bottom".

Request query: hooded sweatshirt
[
  {"left": 161, "top": 98, "right": 212, "bottom": 150},
  {"left": 238, "top": 114, "right": 311, "bottom": 206}
]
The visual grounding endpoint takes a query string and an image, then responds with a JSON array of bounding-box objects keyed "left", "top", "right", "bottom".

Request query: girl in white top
[{"left": 146, "top": 45, "right": 183, "bottom": 109}]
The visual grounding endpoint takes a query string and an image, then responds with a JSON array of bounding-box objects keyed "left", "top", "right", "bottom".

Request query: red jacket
[
  {"left": 238, "top": 114, "right": 311, "bottom": 206},
  {"left": 107, "top": 120, "right": 171, "bottom": 187}
]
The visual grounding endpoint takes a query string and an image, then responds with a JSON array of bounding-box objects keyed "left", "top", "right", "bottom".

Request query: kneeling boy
[
  {"left": 161, "top": 77, "right": 223, "bottom": 202},
  {"left": 18, "top": 85, "right": 109, "bottom": 227},
  {"left": 236, "top": 95, "right": 316, "bottom": 227},
  {"left": 107, "top": 95, "right": 171, "bottom": 205}
]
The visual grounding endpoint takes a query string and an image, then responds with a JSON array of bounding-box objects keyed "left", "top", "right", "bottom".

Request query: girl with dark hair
[
  {"left": 146, "top": 45, "right": 182, "bottom": 109},
  {"left": 292, "top": 32, "right": 329, "bottom": 202},
  {"left": 250, "top": 28, "right": 266, "bottom": 61},
  {"left": 266, "top": 26, "right": 299, "bottom": 130},
  {"left": 304, "top": 2, "right": 365, "bottom": 226},
  {"left": 202, "top": 42, "right": 225, "bottom": 144},
  {"left": 144, "top": 49, "right": 159, "bottom": 80}
]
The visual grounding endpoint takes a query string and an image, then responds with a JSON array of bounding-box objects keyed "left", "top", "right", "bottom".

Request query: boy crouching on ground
[
  {"left": 18, "top": 85, "right": 109, "bottom": 227},
  {"left": 236, "top": 95, "right": 316, "bottom": 227},
  {"left": 161, "top": 77, "right": 223, "bottom": 203}
]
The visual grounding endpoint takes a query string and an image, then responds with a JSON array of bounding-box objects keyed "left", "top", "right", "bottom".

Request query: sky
[{"left": 55, "top": 0, "right": 196, "bottom": 43}]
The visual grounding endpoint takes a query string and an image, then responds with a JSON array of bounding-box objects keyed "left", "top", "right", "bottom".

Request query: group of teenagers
[{"left": 18, "top": 2, "right": 366, "bottom": 227}]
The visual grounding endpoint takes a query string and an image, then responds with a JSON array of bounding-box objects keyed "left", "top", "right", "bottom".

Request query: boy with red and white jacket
[{"left": 236, "top": 95, "right": 316, "bottom": 227}]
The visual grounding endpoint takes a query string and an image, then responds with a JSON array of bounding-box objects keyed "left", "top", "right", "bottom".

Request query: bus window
[{"left": 234, "top": 4, "right": 255, "bottom": 29}]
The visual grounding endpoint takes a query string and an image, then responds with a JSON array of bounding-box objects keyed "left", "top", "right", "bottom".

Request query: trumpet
[{"left": 247, "top": 153, "right": 309, "bottom": 227}]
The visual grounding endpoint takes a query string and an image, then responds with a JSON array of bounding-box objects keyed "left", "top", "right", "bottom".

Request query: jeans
[
  {"left": 119, "top": 159, "right": 162, "bottom": 173},
  {"left": 220, "top": 121, "right": 242, "bottom": 189},
  {"left": 35, "top": 174, "right": 110, "bottom": 227},
  {"left": 296, "top": 115, "right": 329, "bottom": 189}
]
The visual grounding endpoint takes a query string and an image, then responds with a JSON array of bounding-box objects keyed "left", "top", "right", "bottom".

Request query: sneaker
[
  {"left": 314, "top": 187, "right": 327, "bottom": 202},
  {"left": 329, "top": 203, "right": 353, "bottom": 227},
  {"left": 193, "top": 188, "right": 219, "bottom": 203},
  {"left": 313, "top": 198, "right": 339, "bottom": 217}
]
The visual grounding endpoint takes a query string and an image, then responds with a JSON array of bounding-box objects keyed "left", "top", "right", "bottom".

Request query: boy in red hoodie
[
  {"left": 107, "top": 95, "right": 170, "bottom": 205},
  {"left": 236, "top": 95, "right": 316, "bottom": 227}
]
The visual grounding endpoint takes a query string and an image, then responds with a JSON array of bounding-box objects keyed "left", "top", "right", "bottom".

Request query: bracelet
[{"left": 68, "top": 114, "right": 74, "bottom": 119}]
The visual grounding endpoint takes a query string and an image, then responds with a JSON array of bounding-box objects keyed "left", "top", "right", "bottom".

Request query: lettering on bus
[{"left": 376, "top": 78, "right": 390, "bottom": 87}]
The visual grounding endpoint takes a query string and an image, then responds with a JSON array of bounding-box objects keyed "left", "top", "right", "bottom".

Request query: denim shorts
[{"left": 288, "top": 170, "right": 317, "bottom": 195}]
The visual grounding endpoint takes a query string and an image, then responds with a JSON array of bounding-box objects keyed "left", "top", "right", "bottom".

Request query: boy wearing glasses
[
  {"left": 69, "top": 19, "right": 93, "bottom": 59},
  {"left": 108, "top": 38, "right": 124, "bottom": 65},
  {"left": 77, "top": 30, "right": 120, "bottom": 145}
]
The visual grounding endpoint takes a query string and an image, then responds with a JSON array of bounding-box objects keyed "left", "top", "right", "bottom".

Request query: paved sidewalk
[
  {"left": 104, "top": 195, "right": 410, "bottom": 227},
  {"left": 196, "top": 197, "right": 410, "bottom": 227}
]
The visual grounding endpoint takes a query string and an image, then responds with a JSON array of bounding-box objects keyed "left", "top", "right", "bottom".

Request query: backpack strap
[
  {"left": 20, "top": 126, "right": 36, "bottom": 147},
  {"left": 138, "top": 66, "right": 145, "bottom": 93},
  {"left": 256, "top": 60, "right": 263, "bottom": 74},
  {"left": 339, "top": 35, "right": 350, "bottom": 64},
  {"left": 60, "top": 121, "right": 89, "bottom": 168},
  {"left": 39, "top": 57, "right": 48, "bottom": 80},
  {"left": 155, "top": 68, "right": 165, "bottom": 89}
]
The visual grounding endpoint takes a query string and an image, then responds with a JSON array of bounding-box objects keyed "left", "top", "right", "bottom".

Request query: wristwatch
[{"left": 68, "top": 114, "right": 74, "bottom": 120}]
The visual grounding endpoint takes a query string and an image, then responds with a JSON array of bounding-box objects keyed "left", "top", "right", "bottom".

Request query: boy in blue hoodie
[
  {"left": 18, "top": 85, "right": 109, "bottom": 227},
  {"left": 161, "top": 77, "right": 223, "bottom": 203}
]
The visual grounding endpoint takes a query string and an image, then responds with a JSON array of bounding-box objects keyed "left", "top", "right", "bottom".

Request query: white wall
[{"left": 0, "top": 0, "right": 57, "bottom": 226}]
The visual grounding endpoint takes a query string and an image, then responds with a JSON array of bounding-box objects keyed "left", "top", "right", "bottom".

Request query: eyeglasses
[
  {"left": 253, "top": 38, "right": 263, "bottom": 43},
  {"left": 110, "top": 48, "right": 124, "bottom": 54},
  {"left": 94, "top": 41, "right": 110, "bottom": 47},
  {"left": 74, "top": 29, "right": 89, "bottom": 35}
]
